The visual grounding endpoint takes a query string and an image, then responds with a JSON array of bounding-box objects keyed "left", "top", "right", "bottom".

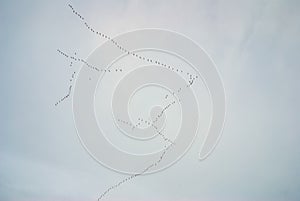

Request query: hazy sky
[{"left": 1, "top": 0, "right": 300, "bottom": 200}]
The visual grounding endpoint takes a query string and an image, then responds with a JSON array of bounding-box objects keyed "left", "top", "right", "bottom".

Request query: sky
[{"left": 0, "top": 0, "right": 300, "bottom": 200}]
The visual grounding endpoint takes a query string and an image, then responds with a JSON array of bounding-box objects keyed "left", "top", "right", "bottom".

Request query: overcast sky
[{"left": 1, "top": 0, "right": 300, "bottom": 200}]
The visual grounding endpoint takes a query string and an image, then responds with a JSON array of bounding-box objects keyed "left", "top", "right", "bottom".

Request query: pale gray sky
[{"left": 1, "top": 0, "right": 300, "bottom": 200}]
